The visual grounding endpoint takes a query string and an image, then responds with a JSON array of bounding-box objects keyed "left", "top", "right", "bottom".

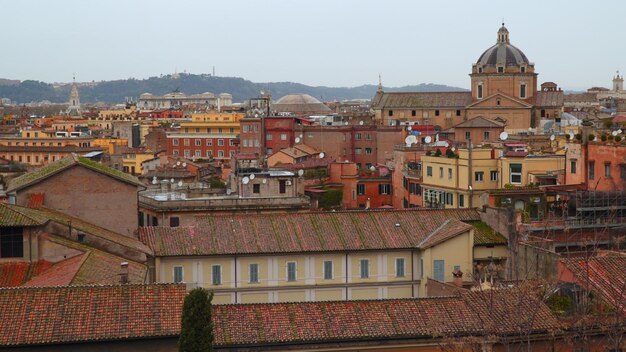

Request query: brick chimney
[
  {"left": 119, "top": 262, "right": 129, "bottom": 284},
  {"left": 452, "top": 270, "right": 464, "bottom": 287}
]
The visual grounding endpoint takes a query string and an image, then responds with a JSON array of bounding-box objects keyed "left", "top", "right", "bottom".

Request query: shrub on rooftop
[
  {"left": 574, "top": 133, "right": 582, "bottom": 141},
  {"left": 601, "top": 134, "right": 608, "bottom": 141},
  {"left": 615, "top": 136, "right": 622, "bottom": 142}
]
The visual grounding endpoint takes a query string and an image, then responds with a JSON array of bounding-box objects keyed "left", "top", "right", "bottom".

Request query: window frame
[
  {"left": 249, "top": 263, "right": 259, "bottom": 283},
  {"left": 323, "top": 260, "right": 333, "bottom": 280},
  {"left": 173, "top": 266, "right": 184, "bottom": 283},
  {"left": 359, "top": 259, "right": 370, "bottom": 279},
  {"left": 212, "top": 265, "right": 222, "bottom": 285},
  {"left": 286, "top": 261, "right": 297, "bottom": 282},
  {"left": 395, "top": 257, "right": 405, "bottom": 278}
]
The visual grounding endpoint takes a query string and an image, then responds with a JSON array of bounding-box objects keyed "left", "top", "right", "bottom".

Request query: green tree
[{"left": 179, "top": 288, "right": 214, "bottom": 352}]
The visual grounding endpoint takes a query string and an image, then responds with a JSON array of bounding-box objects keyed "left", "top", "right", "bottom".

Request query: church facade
[{"left": 372, "top": 24, "right": 564, "bottom": 134}]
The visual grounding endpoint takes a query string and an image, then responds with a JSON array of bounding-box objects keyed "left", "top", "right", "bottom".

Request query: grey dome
[
  {"left": 273, "top": 94, "right": 331, "bottom": 114},
  {"left": 476, "top": 25, "right": 529, "bottom": 67}
]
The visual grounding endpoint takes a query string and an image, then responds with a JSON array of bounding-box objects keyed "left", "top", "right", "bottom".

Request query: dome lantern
[{"left": 497, "top": 23, "right": 509, "bottom": 44}]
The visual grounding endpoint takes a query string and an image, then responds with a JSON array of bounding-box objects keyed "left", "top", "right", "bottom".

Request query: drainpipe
[
  {"left": 468, "top": 138, "right": 473, "bottom": 208},
  {"left": 345, "top": 252, "right": 349, "bottom": 300}
]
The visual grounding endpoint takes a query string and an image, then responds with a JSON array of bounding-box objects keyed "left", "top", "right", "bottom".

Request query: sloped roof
[
  {"left": 561, "top": 253, "right": 626, "bottom": 315},
  {"left": 372, "top": 92, "right": 472, "bottom": 109},
  {"left": 0, "top": 261, "right": 54, "bottom": 288},
  {"left": 453, "top": 116, "right": 505, "bottom": 128},
  {"left": 534, "top": 91, "right": 564, "bottom": 107},
  {"left": 22, "top": 254, "right": 88, "bottom": 287},
  {"left": 7, "top": 154, "right": 144, "bottom": 193},
  {"left": 273, "top": 94, "right": 332, "bottom": 114},
  {"left": 564, "top": 92, "right": 598, "bottom": 103},
  {"left": 471, "top": 222, "right": 508, "bottom": 245},
  {"left": 139, "top": 209, "right": 481, "bottom": 256},
  {"left": 0, "top": 204, "right": 49, "bottom": 227},
  {"left": 213, "top": 289, "right": 559, "bottom": 347},
  {"left": 0, "top": 284, "right": 184, "bottom": 347}
]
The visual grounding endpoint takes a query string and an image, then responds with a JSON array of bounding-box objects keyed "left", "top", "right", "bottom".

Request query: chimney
[
  {"left": 452, "top": 270, "right": 464, "bottom": 287},
  {"left": 365, "top": 197, "right": 371, "bottom": 209},
  {"left": 119, "top": 262, "right": 129, "bottom": 284}
]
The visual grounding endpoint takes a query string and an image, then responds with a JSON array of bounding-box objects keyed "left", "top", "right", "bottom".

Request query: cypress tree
[{"left": 179, "top": 288, "right": 214, "bottom": 352}]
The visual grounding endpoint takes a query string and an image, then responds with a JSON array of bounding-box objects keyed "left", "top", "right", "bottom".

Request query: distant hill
[{"left": 0, "top": 74, "right": 467, "bottom": 105}]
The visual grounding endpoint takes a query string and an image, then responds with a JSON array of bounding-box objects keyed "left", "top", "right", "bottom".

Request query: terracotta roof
[
  {"left": 0, "top": 261, "right": 53, "bottom": 288},
  {"left": 212, "top": 289, "right": 560, "bottom": 347},
  {"left": 7, "top": 154, "right": 144, "bottom": 192},
  {"left": 0, "top": 146, "right": 102, "bottom": 153},
  {"left": 453, "top": 116, "right": 505, "bottom": 128},
  {"left": 418, "top": 219, "right": 473, "bottom": 248},
  {"left": 472, "top": 222, "right": 508, "bottom": 245},
  {"left": 22, "top": 254, "right": 88, "bottom": 287},
  {"left": 372, "top": 92, "right": 472, "bottom": 109},
  {"left": 139, "top": 209, "right": 481, "bottom": 256},
  {"left": 564, "top": 92, "right": 598, "bottom": 103},
  {"left": 0, "top": 204, "right": 49, "bottom": 227},
  {"left": 561, "top": 253, "right": 626, "bottom": 315},
  {"left": 534, "top": 91, "right": 564, "bottom": 107},
  {"left": 0, "top": 284, "right": 184, "bottom": 347}
]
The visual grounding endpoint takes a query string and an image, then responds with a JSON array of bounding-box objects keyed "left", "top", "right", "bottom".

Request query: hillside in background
[{"left": 0, "top": 74, "right": 467, "bottom": 105}]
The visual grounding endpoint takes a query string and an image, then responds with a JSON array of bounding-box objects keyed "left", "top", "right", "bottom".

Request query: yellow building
[
  {"left": 421, "top": 148, "right": 565, "bottom": 208},
  {"left": 121, "top": 148, "right": 156, "bottom": 175},
  {"left": 182, "top": 112, "right": 245, "bottom": 134},
  {"left": 138, "top": 209, "right": 505, "bottom": 304},
  {"left": 92, "top": 138, "right": 128, "bottom": 154}
]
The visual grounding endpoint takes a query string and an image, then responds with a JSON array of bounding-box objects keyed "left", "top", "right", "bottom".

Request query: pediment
[{"left": 467, "top": 92, "right": 533, "bottom": 109}]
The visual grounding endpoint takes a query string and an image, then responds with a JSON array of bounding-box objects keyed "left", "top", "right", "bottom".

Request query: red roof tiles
[
  {"left": 0, "top": 284, "right": 185, "bottom": 347},
  {"left": 139, "top": 209, "right": 480, "bottom": 256}
]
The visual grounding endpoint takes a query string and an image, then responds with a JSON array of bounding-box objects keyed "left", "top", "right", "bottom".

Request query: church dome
[
  {"left": 273, "top": 94, "right": 332, "bottom": 114},
  {"left": 476, "top": 24, "right": 530, "bottom": 67}
]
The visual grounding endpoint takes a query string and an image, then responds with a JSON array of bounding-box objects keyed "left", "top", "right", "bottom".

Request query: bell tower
[{"left": 613, "top": 70, "right": 623, "bottom": 92}]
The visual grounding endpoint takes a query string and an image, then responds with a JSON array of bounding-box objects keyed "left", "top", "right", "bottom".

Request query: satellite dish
[
  {"left": 612, "top": 130, "right": 618, "bottom": 136},
  {"left": 369, "top": 165, "right": 376, "bottom": 171},
  {"left": 182, "top": 162, "right": 187, "bottom": 167},
  {"left": 177, "top": 180, "right": 183, "bottom": 187},
  {"left": 528, "top": 127, "right": 533, "bottom": 131},
  {"left": 298, "top": 169, "right": 304, "bottom": 177},
  {"left": 404, "top": 135, "right": 417, "bottom": 146},
  {"left": 499, "top": 132, "right": 509, "bottom": 141},
  {"left": 254, "top": 114, "right": 259, "bottom": 118},
  {"left": 344, "top": 122, "right": 349, "bottom": 126},
  {"left": 226, "top": 189, "right": 232, "bottom": 195},
  {"left": 242, "top": 177, "right": 250, "bottom": 185},
  {"left": 424, "top": 136, "right": 432, "bottom": 144},
  {"left": 249, "top": 174, "right": 255, "bottom": 180},
  {"left": 359, "top": 121, "right": 364, "bottom": 125},
  {"left": 319, "top": 152, "right": 325, "bottom": 159},
  {"left": 152, "top": 177, "right": 158, "bottom": 185},
  {"left": 569, "top": 132, "right": 575, "bottom": 139},
  {"left": 170, "top": 178, "right": 175, "bottom": 183},
  {"left": 262, "top": 179, "right": 267, "bottom": 184},
  {"left": 299, "top": 134, "right": 303, "bottom": 138},
  {"left": 451, "top": 147, "right": 456, "bottom": 152},
  {"left": 295, "top": 137, "right": 301, "bottom": 143},
  {"left": 176, "top": 161, "right": 181, "bottom": 166},
  {"left": 550, "top": 134, "right": 555, "bottom": 141},
  {"left": 407, "top": 126, "right": 412, "bottom": 131}
]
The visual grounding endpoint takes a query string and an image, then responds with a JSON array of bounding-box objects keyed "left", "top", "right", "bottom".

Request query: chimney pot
[{"left": 120, "top": 262, "right": 129, "bottom": 284}]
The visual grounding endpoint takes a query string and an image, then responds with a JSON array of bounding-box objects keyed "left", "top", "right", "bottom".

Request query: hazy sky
[{"left": 2, "top": 0, "right": 624, "bottom": 90}]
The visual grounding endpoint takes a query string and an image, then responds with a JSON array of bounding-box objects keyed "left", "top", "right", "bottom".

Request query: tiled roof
[
  {"left": 0, "top": 204, "right": 49, "bottom": 227},
  {"left": 472, "top": 222, "right": 508, "bottom": 245},
  {"left": 0, "top": 261, "right": 53, "bottom": 287},
  {"left": 534, "top": 91, "right": 564, "bottom": 107},
  {"left": 372, "top": 92, "right": 472, "bottom": 109},
  {"left": 7, "top": 154, "right": 144, "bottom": 193},
  {"left": 561, "top": 253, "right": 626, "bottom": 315},
  {"left": 139, "top": 209, "right": 481, "bottom": 256},
  {"left": 0, "top": 284, "right": 184, "bottom": 347},
  {"left": 212, "top": 289, "right": 560, "bottom": 347},
  {"left": 418, "top": 219, "right": 473, "bottom": 248},
  {"left": 35, "top": 207, "right": 152, "bottom": 255},
  {"left": 564, "top": 92, "right": 598, "bottom": 103},
  {"left": 453, "top": 116, "right": 505, "bottom": 128},
  {"left": 22, "top": 254, "right": 88, "bottom": 287}
]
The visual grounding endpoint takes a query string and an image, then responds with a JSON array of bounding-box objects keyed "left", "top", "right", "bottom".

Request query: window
[
  {"left": 266, "top": 133, "right": 273, "bottom": 140},
  {"left": 477, "top": 83, "right": 483, "bottom": 99},
  {"left": 280, "top": 133, "right": 287, "bottom": 141},
  {"left": 243, "top": 139, "right": 248, "bottom": 147},
  {"left": 510, "top": 164, "right": 522, "bottom": 184},
  {"left": 396, "top": 258, "right": 405, "bottom": 277},
  {"left": 206, "top": 139, "right": 212, "bottom": 146},
  {"left": 570, "top": 160, "right": 577, "bottom": 174},
  {"left": 435, "top": 110, "right": 440, "bottom": 116},
  {"left": 496, "top": 99, "right": 501, "bottom": 106},
  {"left": 195, "top": 139, "right": 201, "bottom": 146},
  {"left": 465, "top": 131, "right": 471, "bottom": 140},
  {"left": 253, "top": 184, "right": 260, "bottom": 193},
  {"left": 483, "top": 131, "right": 490, "bottom": 140},
  {"left": 490, "top": 170, "right": 498, "bottom": 181},
  {"left": 439, "top": 167, "right": 443, "bottom": 178},
  {"left": 589, "top": 161, "right": 595, "bottom": 180},
  {"left": 355, "top": 148, "right": 362, "bottom": 155},
  {"left": 229, "top": 128, "right": 234, "bottom": 133},
  {"left": 206, "top": 150, "right": 213, "bottom": 157},
  {"left": 279, "top": 180, "right": 287, "bottom": 194},
  {"left": 183, "top": 138, "right": 190, "bottom": 146},
  {"left": 0, "top": 227, "right": 23, "bottom": 258},
  {"left": 379, "top": 184, "right": 391, "bottom": 195},
  {"left": 620, "top": 165, "right": 626, "bottom": 181},
  {"left": 218, "top": 128, "right": 223, "bottom": 133},
  {"left": 172, "top": 138, "right": 179, "bottom": 146},
  {"left": 475, "top": 171, "right": 484, "bottom": 182},
  {"left": 249, "top": 263, "right": 259, "bottom": 283},
  {"left": 287, "top": 262, "right": 297, "bottom": 282},
  {"left": 184, "top": 150, "right": 190, "bottom": 158},
  {"left": 357, "top": 184, "right": 365, "bottom": 195},
  {"left": 212, "top": 265, "right": 222, "bottom": 285},
  {"left": 169, "top": 217, "right": 180, "bottom": 227},
  {"left": 433, "top": 260, "right": 445, "bottom": 281},
  {"left": 218, "top": 150, "right": 224, "bottom": 158},
  {"left": 497, "top": 66, "right": 504, "bottom": 73},
  {"left": 365, "top": 133, "right": 372, "bottom": 140},
  {"left": 427, "top": 166, "right": 433, "bottom": 177},
  {"left": 388, "top": 110, "right": 393, "bottom": 117},
  {"left": 411, "top": 110, "right": 416, "bottom": 117},
  {"left": 521, "top": 66, "right": 526, "bottom": 73},
  {"left": 173, "top": 266, "right": 184, "bottom": 283},
  {"left": 173, "top": 150, "right": 179, "bottom": 156},
  {"left": 459, "top": 194, "right": 464, "bottom": 207},
  {"left": 541, "top": 109, "right": 546, "bottom": 118},
  {"left": 365, "top": 148, "right": 372, "bottom": 155},
  {"left": 355, "top": 133, "right": 361, "bottom": 140},
  {"left": 456, "top": 110, "right": 461, "bottom": 116},
  {"left": 323, "top": 260, "right": 333, "bottom": 280},
  {"left": 605, "top": 162, "right": 611, "bottom": 178},
  {"left": 520, "top": 83, "right": 527, "bottom": 98},
  {"left": 420, "top": 258, "right": 424, "bottom": 278},
  {"left": 242, "top": 125, "right": 248, "bottom": 133},
  {"left": 360, "top": 259, "right": 369, "bottom": 279},
  {"left": 195, "top": 150, "right": 201, "bottom": 158},
  {"left": 218, "top": 139, "right": 224, "bottom": 146},
  {"left": 229, "top": 139, "right": 235, "bottom": 146},
  {"left": 448, "top": 168, "right": 452, "bottom": 180}
]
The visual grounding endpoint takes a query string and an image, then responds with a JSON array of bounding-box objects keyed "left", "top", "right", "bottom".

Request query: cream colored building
[
  {"left": 421, "top": 148, "right": 565, "bottom": 208},
  {"left": 138, "top": 209, "right": 497, "bottom": 304}
]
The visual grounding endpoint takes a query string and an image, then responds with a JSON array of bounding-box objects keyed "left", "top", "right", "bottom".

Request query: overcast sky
[{"left": 2, "top": 0, "right": 623, "bottom": 90}]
